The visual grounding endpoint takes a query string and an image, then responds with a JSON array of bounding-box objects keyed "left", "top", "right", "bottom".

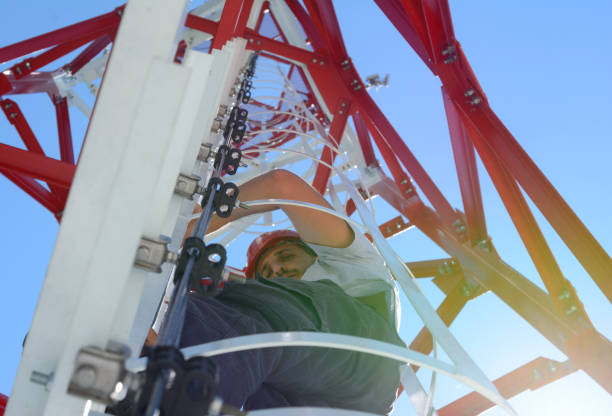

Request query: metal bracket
[
  {"left": 197, "top": 143, "right": 213, "bottom": 163},
  {"left": 174, "top": 173, "right": 203, "bottom": 199},
  {"left": 67, "top": 345, "right": 130, "bottom": 405},
  {"left": 134, "top": 236, "right": 179, "bottom": 273}
]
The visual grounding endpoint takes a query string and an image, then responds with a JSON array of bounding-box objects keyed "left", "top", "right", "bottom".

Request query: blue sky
[{"left": 1, "top": 1, "right": 611, "bottom": 415}]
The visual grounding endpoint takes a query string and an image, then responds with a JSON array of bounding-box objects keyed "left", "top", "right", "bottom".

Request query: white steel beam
[{"left": 4, "top": 1, "right": 248, "bottom": 415}]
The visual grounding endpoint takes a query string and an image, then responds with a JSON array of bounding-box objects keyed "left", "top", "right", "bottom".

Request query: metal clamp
[
  {"left": 134, "top": 236, "right": 178, "bottom": 273},
  {"left": 68, "top": 345, "right": 130, "bottom": 405},
  {"left": 174, "top": 173, "right": 203, "bottom": 199}
]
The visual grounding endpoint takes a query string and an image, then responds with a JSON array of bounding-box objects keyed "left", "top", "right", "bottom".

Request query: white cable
[
  {"left": 242, "top": 146, "right": 378, "bottom": 220},
  {"left": 128, "top": 332, "right": 455, "bottom": 376}
]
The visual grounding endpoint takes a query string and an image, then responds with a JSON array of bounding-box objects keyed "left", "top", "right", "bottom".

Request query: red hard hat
[{"left": 245, "top": 229, "right": 301, "bottom": 278}]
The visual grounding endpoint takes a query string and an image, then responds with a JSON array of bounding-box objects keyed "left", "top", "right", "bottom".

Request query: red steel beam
[
  {"left": 438, "top": 358, "right": 576, "bottom": 416},
  {"left": 284, "top": 0, "right": 327, "bottom": 51},
  {"left": 454, "top": 98, "right": 612, "bottom": 304},
  {"left": 361, "top": 103, "right": 454, "bottom": 223},
  {"left": 0, "top": 6, "right": 122, "bottom": 64},
  {"left": 10, "top": 27, "right": 112, "bottom": 79},
  {"left": 457, "top": 99, "right": 593, "bottom": 328},
  {"left": 244, "top": 29, "right": 325, "bottom": 66},
  {"left": 405, "top": 258, "right": 454, "bottom": 278},
  {"left": 67, "top": 33, "right": 113, "bottom": 75},
  {"left": 312, "top": 99, "right": 351, "bottom": 193},
  {"left": 303, "top": 0, "right": 349, "bottom": 61},
  {"left": 414, "top": 206, "right": 612, "bottom": 393},
  {"left": 184, "top": 14, "right": 218, "bottom": 35},
  {"left": 1, "top": 170, "right": 63, "bottom": 215},
  {"left": 420, "top": 0, "right": 456, "bottom": 67},
  {"left": 210, "top": 0, "right": 246, "bottom": 50},
  {"left": 442, "top": 88, "right": 487, "bottom": 245},
  {"left": 375, "top": 178, "right": 579, "bottom": 354},
  {"left": 54, "top": 96, "right": 75, "bottom": 165},
  {"left": 374, "top": 0, "right": 434, "bottom": 72},
  {"left": 0, "top": 392, "right": 7, "bottom": 416},
  {"left": 0, "top": 143, "right": 75, "bottom": 188},
  {"left": 2, "top": 99, "right": 69, "bottom": 201},
  {"left": 351, "top": 111, "right": 377, "bottom": 166},
  {"left": 236, "top": 0, "right": 255, "bottom": 38}
]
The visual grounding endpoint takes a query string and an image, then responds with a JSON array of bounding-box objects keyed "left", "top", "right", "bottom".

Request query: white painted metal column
[{"left": 5, "top": 0, "right": 249, "bottom": 414}]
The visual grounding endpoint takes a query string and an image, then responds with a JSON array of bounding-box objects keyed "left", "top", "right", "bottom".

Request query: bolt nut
[
  {"left": 74, "top": 365, "right": 97, "bottom": 388},
  {"left": 211, "top": 118, "right": 223, "bottom": 132},
  {"left": 558, "top": 289, "right": 571, "bottom": 300},
  {"left": 565, "top": 305, "right": 578, "bottom": 315},
  {"left": 198, "top": 144, "right": 213, "bottom": 162},
  {"left": 217, "top": 104, "right": 228, "bottom": 117}
]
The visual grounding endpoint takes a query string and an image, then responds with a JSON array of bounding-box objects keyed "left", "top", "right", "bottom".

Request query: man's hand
[{"left": 187, "top": 170, "right": 354, "bottom": 248}]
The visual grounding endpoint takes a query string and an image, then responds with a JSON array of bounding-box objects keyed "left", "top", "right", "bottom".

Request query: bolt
[
  {"left": 312, "top": 58, "right": 317, "bottom": 63},
  {"left": 548, "top": 361, "right": 557, "bottom": 373},
  {"left": 385, "top": 226, "right": 391, "bottom": 234},
  {"left": 249, "top": 38, "right": 254, "bottom": 43},
  {"left": 400, "top": 179, "right": 408, "bottom": 185},
  {"left": 74, "top": 365, "right": 97, "bottom": 388},
  {"left": 341, "top": 59, "right": 349, "bottom": 66},
  {"left": 217, "top": 104, "right": 228, "bottom": 117},
  {"left": 471, "top": 97, "right": 482, "bottom": 106},
  {"left": 558, "top": 289, "right": 571, "bottom": 300},
  {"left": 30, "top": 370, "right": 52, "bottom": 386},
  {"left": 395, "top": 222, "right": 402, "bottom": 229},
  {"left": 464, "top": 89, "right": 475, "bottom": 97},
  {"left": 219, "top": 205, "right": 229, "bottom": 213},
  {"left": 15, "top": 67, "right": 22, "bottom": 75},
  {"left": 532, "top": 368, "right": 542, "bottom": 381},
  {"left": 25, "top": 61, "right": 31, "bottom": 69},
  {"left": 319, "top": 60, "right": 324, "bottom": 65},
  {"left": 442, "top": 45, "right": 455, "bottom": 56},
  {"left": 256, "top": 40, "right": 261, "bottom": 45},
  {"left": 404, "top": 188, "right": 413, "bottom": 194},
  {"left": 137, "top": 245, "right": 151, "bottom": 260},
  {"left": 338, "top": 110, "right": 343, "bottom": 115},
  {"left": 9, "top": 112, "right": 18, "bottom": 119},
  {"left": 4, "top": 102, "right": 13, "bottom": 109},
  {"left": 565, "top": 305, "right": 578, "bottom": 315},
  {"left": 165, "top": 251, "right": 179, "bottom": 265}
]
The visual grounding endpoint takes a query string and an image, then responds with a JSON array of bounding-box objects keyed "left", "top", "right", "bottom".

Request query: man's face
[{"left": 256, "top": 241, "right": 316, "bottom": 279}]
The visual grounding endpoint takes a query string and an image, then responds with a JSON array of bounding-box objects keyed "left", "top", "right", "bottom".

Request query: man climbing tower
[{"left": 178, "top": 169, "right": 404, "bottom": 414}]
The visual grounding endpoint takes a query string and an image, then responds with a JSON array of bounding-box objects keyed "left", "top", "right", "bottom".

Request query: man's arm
[{"left": 188, "top": 169, "right": 354, "bottom": 248}]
